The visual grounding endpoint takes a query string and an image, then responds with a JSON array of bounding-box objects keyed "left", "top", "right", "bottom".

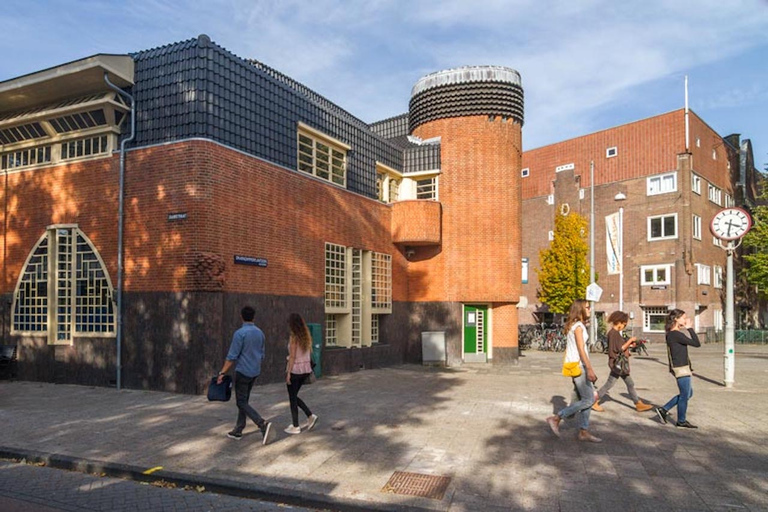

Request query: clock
[{"left": 710, "top": 207, "right": 752, "bottom": 241}]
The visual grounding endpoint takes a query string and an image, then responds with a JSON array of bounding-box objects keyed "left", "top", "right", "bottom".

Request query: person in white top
[
  {"left": 284, "top": 313, "right": 318, "bottom": 435},
  {"left": 546, "top": 299, "right": 602, "bottom": 443}
]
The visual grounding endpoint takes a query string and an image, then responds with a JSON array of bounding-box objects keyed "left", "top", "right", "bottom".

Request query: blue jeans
[
  {"left": 662, "top": 376, "right": 693, "bottom": 423},
  {"left": 233, "top": 372, "right": 265, "bottom": 433},
  {"left": 557, "top": 371, "right": 595, "bottom": 430}
]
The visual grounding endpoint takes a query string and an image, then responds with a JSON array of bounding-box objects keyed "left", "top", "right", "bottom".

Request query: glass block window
[
  {"left": 297, "top": 129, "right": 347, "bottom": 186},
  {"left": 416, "top": 177, "right": 438, "bottom": 200},
  {"left": 325, "top": 314, "right": 337, "bottom": 347},
  {"left": 61, "top": 135, "right": 109, "bottom": 160},
  {"left": 12, "top": 234, "right": 49, "bottom": 332},
  {"left": 371, "top": 252, "right": 392, "bottom": 311},
  {"left": 371, "top": 315, "right": 380, "bottom": 343},
  {"left": 648, "top": 214, "right": 677, "bottom": 240},
  {"left": 1, "top": 146, "right": 52, "bottom": 170},
  {"left": 12, "top": 226, "right": 115, "bottom": 343},
  {"left": 350, "top": 249, "right": 362, "bottom": 348},
  {"left": 324, "top": 243, "right": 347, "bottom": 310},
  {"left": 643, "top": 307, "right": 668, "bottom": 333}
]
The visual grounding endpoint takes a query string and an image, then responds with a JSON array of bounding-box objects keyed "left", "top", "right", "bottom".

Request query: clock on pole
[
  {"left": 710, "top": 207, "right": 752, "bottom": 241},
  {"left": 709, "top": 206, "right": 752, "bottom": 389}
]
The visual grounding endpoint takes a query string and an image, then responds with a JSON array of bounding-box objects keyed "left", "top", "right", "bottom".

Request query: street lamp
[{"left": 614, "top": 192, "right": 627, "bottom": 311}]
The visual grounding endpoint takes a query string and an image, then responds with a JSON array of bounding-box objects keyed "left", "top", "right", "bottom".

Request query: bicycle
[{"left": 629, "top": 338, "right": 649, "bottom": 356}]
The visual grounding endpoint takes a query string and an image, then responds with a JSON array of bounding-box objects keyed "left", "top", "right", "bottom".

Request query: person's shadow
[{"left": 550, "top": 395, "right": 568, "bottom": 413}]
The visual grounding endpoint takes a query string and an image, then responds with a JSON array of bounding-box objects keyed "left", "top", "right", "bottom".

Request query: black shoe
[
  {"left": 655, "top": 407, "right": 669, "bottom": 424},
  {"left": 227, "top": 430, "right": 243, "bottom": 440},
  {"left": 675, "top": 420, "right": 698, "bottom": 429}
]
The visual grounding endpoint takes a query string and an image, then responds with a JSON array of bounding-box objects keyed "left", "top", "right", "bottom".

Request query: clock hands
[{"left": 726, "top": 219, "right": 735, "bottom": 237}]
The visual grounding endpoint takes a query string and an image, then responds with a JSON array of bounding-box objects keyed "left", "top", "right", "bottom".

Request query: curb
[{"left": 0, "top": 446, "right": 426, "bottom": 512}]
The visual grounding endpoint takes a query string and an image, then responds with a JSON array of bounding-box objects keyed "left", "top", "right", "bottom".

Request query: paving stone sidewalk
[{"left": 1, "top": 342, "right": 767, "bottom": 511}]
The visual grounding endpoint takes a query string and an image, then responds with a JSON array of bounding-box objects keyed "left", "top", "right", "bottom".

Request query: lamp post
[
  {"left": 614, "top": 192, "right": 627, "bottom": 311},
  {"left": 589, "top": 161, "right": 596, "bottom": 345}
]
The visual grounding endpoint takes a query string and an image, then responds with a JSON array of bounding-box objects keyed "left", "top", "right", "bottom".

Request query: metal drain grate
[{"left": 381, "top": 471, "right": 451, "bottom": 500}]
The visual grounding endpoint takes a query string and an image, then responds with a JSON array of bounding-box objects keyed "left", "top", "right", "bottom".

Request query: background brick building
[{"left": 519, "top": 109, "right": 760, "bottom": 341}]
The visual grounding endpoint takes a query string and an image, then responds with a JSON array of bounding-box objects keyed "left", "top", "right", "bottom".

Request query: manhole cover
[{"left": 381, "top": 470, "right": 451, "bottom": 500}]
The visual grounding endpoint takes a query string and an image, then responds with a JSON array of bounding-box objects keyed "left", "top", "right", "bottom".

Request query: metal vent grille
[{"left": 382, "top": 471, "right": 451, "bottom": 500}]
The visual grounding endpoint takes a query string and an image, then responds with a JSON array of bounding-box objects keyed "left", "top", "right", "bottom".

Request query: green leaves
[
  {"left": 742, "top": 186, "right": 768, "bottom": 297},
  {"left": 536, "top": 211, "right": 591, "bottom": 314}
]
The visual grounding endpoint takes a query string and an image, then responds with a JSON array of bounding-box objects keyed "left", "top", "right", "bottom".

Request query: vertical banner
[{"left": 605, "top": 212, "right": 621, "bottom": 275}]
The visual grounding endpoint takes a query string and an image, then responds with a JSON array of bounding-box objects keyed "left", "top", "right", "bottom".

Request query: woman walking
[
  {"left": 546, "top": 299, "right": 602, "bottom": 443},
  {"left": 284, "top": 313, "right": 318, "bottom": 435},
  {"left": 592, "top": 310, "right": 653, "bottom": 413},
  {"left": 655, "top": 309, "right": 700, "bottom": 428}
]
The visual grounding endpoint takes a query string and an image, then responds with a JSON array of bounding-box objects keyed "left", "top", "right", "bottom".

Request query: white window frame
[
  {"left": 692, "top": 214, "right": 702, "bottom": 240},
  {"left": 606, "top": 146, "right": 617, "bottom": 158},
  {"left": 643, "top": 306, "right": 668, "bottom": 333},
  {"left": 415, "top": 176, "right": 439, "bottom": 200},
  {"left": 647, "top": 213, "right": 678, "bottom": 241},
  {"left": 11, "top": 225, "right": 116, "bottom": 345},
  {"left": 724, "top": 194, "right": 733, "bottom": 208},
  {"left": 297, "top": 123, "right": 349, "bottom": 187},
  {"left": 708, "top": 184, "right": 722, "bottom": 206},
  {"left": 375, "top": 162, "right": 404, "bottom": 203},
  {"left": 546, "top": 194, "right": 554, "bottom": 205},
  {"left": 522, "top": 258, "right": 529, "bottom": 284},
  {"left": 647, "top": 172, "right": 677, "bottom": 196},
  {"left": 521, "top": 168, "right": 529, "bottom": 177},
  {"left": 640, "top": 264, "right": 672, "bottom": 286},
  {"left": 696, "top": 263, "right": 711, "bottom": 286},
  {"left": 714, "top": 265, "right": 724, "bottom": 289},
  {"left": 691, "top": 173, "right": 701, "bottom": 195}
]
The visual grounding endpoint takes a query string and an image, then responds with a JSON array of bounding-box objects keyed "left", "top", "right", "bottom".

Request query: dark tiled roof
[
  {"left": 370, "top": 114, "right": 409, "bottom": 139},
  {"left": 128, "top": 34, "right": 403, "bottom": 199},
  {"left": 404, "top": 144, "right": 441, "bottom": 174}
]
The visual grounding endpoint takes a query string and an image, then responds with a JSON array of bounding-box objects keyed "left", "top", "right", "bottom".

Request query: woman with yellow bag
[{"left": 546, "top": 299, "right": 602, "bottom": 443}]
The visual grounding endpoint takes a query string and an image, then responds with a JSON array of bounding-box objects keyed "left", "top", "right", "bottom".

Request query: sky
[{"left": 2, "top": 0, "right": 768, "bottom": 170}]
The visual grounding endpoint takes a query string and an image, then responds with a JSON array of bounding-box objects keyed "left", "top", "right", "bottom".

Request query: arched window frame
[{"left": 11, "top": 224, "right": 116, "bottom": 345}]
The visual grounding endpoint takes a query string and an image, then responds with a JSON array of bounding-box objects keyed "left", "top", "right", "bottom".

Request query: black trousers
[
  {"left": 287, "top": 373, "right": 312, "bottom": 427},
  {"left": 234, "top": 372, "right": 265, "bottom": 432}
]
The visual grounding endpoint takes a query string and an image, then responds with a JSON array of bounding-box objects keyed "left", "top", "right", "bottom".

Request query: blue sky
[{"left": 2, "top": 0, "right": 768, "bottom": 169}]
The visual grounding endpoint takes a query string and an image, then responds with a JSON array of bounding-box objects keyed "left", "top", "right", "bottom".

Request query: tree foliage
[
  {"left": 536, "top": 211, "right": 591, "bottom": 314},
  {"left": 742, "top": 173, "right": 768, "bottom": 298}
]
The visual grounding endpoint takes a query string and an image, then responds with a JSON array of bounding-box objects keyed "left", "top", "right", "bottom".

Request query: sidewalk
[{"left": 1, "top": 343, "right": 767, "bottom": 511}]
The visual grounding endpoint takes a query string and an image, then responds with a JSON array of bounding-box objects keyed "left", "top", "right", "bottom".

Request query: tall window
[
  {"left": 708, "top": 184, "right": 722, "bottom": 205},
  {"left": 647, "top": 172, "right": 677, "bottom": 196},
  {"left": 12, "top": 226, "right": 115, "bottom": 344},
  {"left": 376, "top": 163, "right": 404, "bottom": 203},
  {"left": 324, "top": 243, "right": 347, "bottom": 311},
  {"left": 714, "top": 266, "right": 724, "bottom": 289},
  {"left": 696, "top": 264, "right": 711, "bottom": 285},
  {"left": 691, "top": 174, "right": 701, "bottom": 194},
  {"left": 693, "top": 214, "right": 702, "bottom": 240},
  {"left": 371, "top": 253, "right": 392, "bottom": 311},
  {"left": 643, "top": 307, "right": 668, "bottom": 333},
  {"left": 648, "top": 214, "right": 677, "bottom": 241},
  {"left": 297, "top": 124, "right": 348, "bottom": 186}
]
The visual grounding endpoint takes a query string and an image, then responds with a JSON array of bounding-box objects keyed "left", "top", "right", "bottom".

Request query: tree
[
  {"left": 742, "top": 172, "right": 768, "bottom": 298},
  {"left": 536, "top": 211, "right": 592, "bottom": 314}
]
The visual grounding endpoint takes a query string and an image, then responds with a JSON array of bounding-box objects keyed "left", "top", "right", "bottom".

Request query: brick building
[
  {"left": 519, "top": 109, "right": 760, "bottom": 341},
  {"left": 0, "top": 35, "right": 524, "bottom": 392}
]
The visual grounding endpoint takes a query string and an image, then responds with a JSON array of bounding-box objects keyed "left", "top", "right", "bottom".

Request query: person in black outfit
[
  {"left": 592, "top": 310, "right": 653, "bottom": 413},
  {"left": 655, "top": 309, "right": 701, "bottom": 428}
]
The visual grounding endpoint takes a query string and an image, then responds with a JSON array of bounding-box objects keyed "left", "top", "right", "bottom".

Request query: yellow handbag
[{"left": 562, "top": 360, "right": 582, "bottom": 378}]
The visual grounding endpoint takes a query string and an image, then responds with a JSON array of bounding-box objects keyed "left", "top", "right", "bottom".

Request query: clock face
[{"left": 710, "top": 208, "right": 752, "bottom": 241}]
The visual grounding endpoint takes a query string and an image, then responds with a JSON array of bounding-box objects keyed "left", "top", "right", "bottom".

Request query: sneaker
[
  {"left": 227, "top": 430, "right": 242, "bottom": 440},
  {"left": 577, "top": 430, "right": 603, "bottom": 443},
  {"left": 591, "top": 402, "right": 605, "bottom": 412},
  {"left": 546, "top": 415, "right": 561, "bottom": 438},
  {"left": 675, "top": 420, "right": 698, "bottom": 429},
  {"left": 284, "top": 425, "right": 301, "bottom": 435},
  {"left": 306, "top": 414, "right": 318, "bottom": 431},
  {"left": 635, "top": 401, "right": 653, "bottom": 412},
  {"left": 261, "top": 421, "right": 275, "bottom": 445},
  {"left": 655, "top": 407, "right": 669, "bottom": 424}
]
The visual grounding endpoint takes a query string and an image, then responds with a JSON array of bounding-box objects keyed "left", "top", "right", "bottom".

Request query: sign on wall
[{"left": 234, "top": 255, "right": 268, "bottom": 267}]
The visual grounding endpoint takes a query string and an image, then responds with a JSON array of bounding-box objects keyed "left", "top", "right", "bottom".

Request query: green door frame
[{"left": 463, "top": 304, "right": 488, "bottom": 362}]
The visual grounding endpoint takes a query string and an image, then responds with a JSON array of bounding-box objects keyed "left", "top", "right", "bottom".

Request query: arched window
[{"left": 12, "top": 225, "right": 115, "bottom": 344}]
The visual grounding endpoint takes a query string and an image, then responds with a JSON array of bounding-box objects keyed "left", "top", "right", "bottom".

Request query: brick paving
[{"left": 1, "top": 342, "right": 767, "bottom": 511}]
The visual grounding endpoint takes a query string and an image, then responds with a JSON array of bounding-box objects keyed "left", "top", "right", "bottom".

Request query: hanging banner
[{"left": 605, "top": 212, "right": 621, "bottom": 275}]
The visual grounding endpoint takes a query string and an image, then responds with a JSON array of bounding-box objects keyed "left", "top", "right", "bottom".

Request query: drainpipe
[{"left": 104, "top": 73, "right": 135, "bottom": 391}]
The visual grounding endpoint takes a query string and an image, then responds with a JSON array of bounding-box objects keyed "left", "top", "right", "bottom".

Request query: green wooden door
[{"left": 463, "top": 305, "right": 488, "bottom": 358}]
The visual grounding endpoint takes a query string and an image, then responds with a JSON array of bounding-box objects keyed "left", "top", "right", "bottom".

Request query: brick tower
[{"left": 408, "top": 66, "right": 524, "bottom": 363}]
